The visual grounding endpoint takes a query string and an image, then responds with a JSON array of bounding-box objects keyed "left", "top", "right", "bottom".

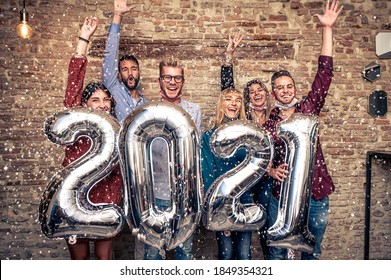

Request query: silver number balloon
[
  {"left": 39, "top": 108, "right": 124, "bottom": 240},
  {"left": 118, "top": 102, "right": 202, "bottom": 255},
  {"left": 203, "top": 120, "right": 274, "bottom": 231},
  {"left": 267, "top": 113, "right": 319, "bottom": 253}
]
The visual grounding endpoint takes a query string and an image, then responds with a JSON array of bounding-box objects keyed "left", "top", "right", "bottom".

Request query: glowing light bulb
[
  {"left": 16, "top": 6, "right": 33, "bottom": 39},
  {"left": 16, "top": 21, "right": 33, "bottom": 39}
]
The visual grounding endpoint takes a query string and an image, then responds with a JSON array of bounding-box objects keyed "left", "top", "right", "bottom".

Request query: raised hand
[
  {"left": 114, "top": 0, "right": 136, "bottom": 16},
  {"left": 314, "top": 0, "right": 343, "bottom": 28},
  {"left": 80, "top": 17, "right": 98, "bottom": 41},
  {"left": 226, "top": 33, "right": 244, "bottom": 59}
]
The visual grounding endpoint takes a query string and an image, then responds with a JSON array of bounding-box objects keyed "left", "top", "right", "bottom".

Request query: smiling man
[
  {"left": 157, "top": 60, "right": 202, "bottom": 131},
  {"left": 140, "top": 59, "right": 202, "bottom": 261},
  {"left": 266, "top": 0, "right": 343, "bottom": 260}
]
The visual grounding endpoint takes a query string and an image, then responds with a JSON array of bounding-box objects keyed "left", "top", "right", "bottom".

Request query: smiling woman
[
  {"left": 213, "top": 88, "right": 246, "bottom": 129},
  {"left": 201, "top": 88, "right": 253, "bottom": 260},
  {"left": 221, "top": 92, "right": 243, "bottom": 119},
  {"left": 58, "top": 16, "right": 123, "bottom": 260}
]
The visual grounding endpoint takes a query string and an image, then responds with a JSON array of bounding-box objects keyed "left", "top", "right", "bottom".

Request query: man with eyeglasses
[
  {"left": 140, "top": 59, "right": 201, "bottom": 260},
  {"left": 157, "top": 60, "right": 202, "bottom": 131},
  {"left": 102, "top": 0, "right": 148, "bottom": 122},
  {"left": 265, "top": 0, "right": 343, "bottom": 260}
]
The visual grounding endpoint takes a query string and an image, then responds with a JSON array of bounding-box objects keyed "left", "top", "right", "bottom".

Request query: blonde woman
[
  {"left": 201, "top": 88, "right": 253, "bottom": 260},
  {"left": 221, "top": 34, "right": 275, "bottom": 259}
]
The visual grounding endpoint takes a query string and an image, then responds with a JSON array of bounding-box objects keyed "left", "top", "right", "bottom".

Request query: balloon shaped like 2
[
  {"left": 203, "top": 120, "right": 274, "bottom": 231},
  {"left": 39, "top": 108, "right": 124, "bottom": 241},
  {"left": 119, "top": 102, "right": 202, "bottom": 256},
  {"left": 267, "top": 113, "right": 319, "bottom": 253}
]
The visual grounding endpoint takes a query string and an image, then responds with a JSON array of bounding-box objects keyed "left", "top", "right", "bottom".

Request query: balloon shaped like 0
[
  {"left": 203, "top": 120, "right": 274, "bottom": 231},
  {"left": 267, "top": 113, "right": 318, "bottom": 253},
  {"left": 39, "top": 108, "right": 124, "bottom": 240},
  {"left": 119, "top": 102, "right": 202, "bottom": 255}
]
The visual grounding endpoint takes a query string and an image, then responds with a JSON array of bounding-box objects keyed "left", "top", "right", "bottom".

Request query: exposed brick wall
[{"left": 0, "top": 0, "right": 390, "bottom": 260}]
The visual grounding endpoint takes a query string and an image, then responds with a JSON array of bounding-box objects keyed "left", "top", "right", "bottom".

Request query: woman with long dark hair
[{"left": 62, "top": 17, "right": 122, "bottom": 260}]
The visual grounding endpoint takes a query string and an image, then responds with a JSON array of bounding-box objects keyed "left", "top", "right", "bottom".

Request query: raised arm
[
  {"left": 64, "top": 17, "right": 98, "bottom": 108},
  {"left": 314, "top": 0, "right": 343, "bottom": 57},
  {"left": 75, "top": 17, "right": 98, "bottom": 57},
  {"left": 221, "top": 33, "right": 243, "bottom": 91},
  {"left": 113, "top": 0, "right": 135, "bottom": 24},
  {"left": 102, "top": 0, "right": 135, "bottom": 88}
]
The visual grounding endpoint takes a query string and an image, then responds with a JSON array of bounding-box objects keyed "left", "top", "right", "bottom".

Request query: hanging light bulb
[{"left": 16, "top": 0, "right": 33, "bottom": 39}]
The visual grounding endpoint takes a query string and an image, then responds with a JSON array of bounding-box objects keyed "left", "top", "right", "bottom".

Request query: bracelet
[
  {"left": 78, "top": 36, "right": 90, "bottom": 44},
  {"left": 114, "top": 12, "right": 123, "bottom": 18},
  {"left": 224, "top": 57, "right": 233, "bottom": 65}
]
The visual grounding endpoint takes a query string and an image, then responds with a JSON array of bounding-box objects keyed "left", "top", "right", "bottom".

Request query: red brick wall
[{"left": 0, "top": 0, "right": 390, "bottom": 259}]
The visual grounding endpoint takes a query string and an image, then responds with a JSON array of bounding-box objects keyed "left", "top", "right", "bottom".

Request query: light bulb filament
[{"left": 17, "top": 21, "right": 33, "bottom": 39}]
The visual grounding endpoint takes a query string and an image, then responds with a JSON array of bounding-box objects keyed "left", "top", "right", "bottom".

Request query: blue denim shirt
[{"left": 102, "top": 23, "right": 148, "bottom": 122}]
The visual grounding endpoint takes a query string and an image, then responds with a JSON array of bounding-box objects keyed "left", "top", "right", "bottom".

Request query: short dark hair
[
  {"left": 118, "top": 54, "right": 139, "bottom": 71},
  {"left": 81, "top": 81, "right": 116, "bottom": 117},
  {"left": 271, "top": 70, "right": 295, "bottom": 91}
]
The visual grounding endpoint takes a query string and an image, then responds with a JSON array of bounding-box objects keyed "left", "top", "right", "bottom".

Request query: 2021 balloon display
[
  {"left": 203, "top": 120, "right": 274, "bottom": 231},
  {"left": 267, "top": 113, "right": 319, "bottom": 253},
  {"left": 40, "top": 106, "right": 318, "bottom": 255},
  {"left": 118, "top": 102, "right": 202, "bottom": 257},
  {"left": 39, "top": 108, "right": 124, "bottom": 241}
]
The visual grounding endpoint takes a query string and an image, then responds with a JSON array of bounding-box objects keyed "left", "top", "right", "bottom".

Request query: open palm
[
  {"left": 314, "top": 0, "right": 343, "bottom": 28},
  {"left": 114, "top": 0, "right": 135, "bottom": 15}
]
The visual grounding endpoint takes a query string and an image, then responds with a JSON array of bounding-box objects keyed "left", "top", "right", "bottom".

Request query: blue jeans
[
  {"left": 216, "top": 230, "right": 252, "bottom": 260},
  {"left": 252, "top": 176, "right": 274, "bottom": 258},
  {"left": 252, "top": 177, "right": 274, "bottom": 210},
  {"left": 215, "top": 190, "right": 253, "bottom": 260},
  {"left": 144, "top": 198, "right": 193, "bottom": 260},
  {"left": 267, "top": 195, "right": 329, "bottom": 260}
]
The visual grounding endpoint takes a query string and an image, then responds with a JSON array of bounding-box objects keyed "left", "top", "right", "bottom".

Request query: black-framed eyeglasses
[{"left": 161, "top": 75, "right": 184, "bottom": 83}]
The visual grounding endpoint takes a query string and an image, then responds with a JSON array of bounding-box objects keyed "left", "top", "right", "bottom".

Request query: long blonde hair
[{"left": 214, "top": 88, "right": 246, "bottom": 128}]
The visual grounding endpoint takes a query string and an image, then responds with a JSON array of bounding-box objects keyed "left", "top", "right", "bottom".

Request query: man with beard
[{"left": 102, "top": 0, "right": 147, "bottom": 122}]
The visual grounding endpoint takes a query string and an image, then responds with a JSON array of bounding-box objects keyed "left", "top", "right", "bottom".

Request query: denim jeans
[
  {"left": 144, "top": 198, "right": 194, "bottom": 260},
  {"left": 267, "top": 195, "right": 329, "bottom": 260},
  {"left": 252, "top": 177, "right": 274, "bottom": 210},
  {"left": 215, "top": 190, "right": 253, "bottom": 260},
  {"left": 216, "top": 230, "right": 252, "bottom": 260},
  {"left": 252, "top": 177, "right": 274, "bottom": 258}
]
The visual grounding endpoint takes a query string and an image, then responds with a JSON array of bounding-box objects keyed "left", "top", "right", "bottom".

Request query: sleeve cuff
[
  {"left": 108, "top": 23, "right": 121, "bottom": 33},
  {"left": 318, "top": 55, "right": 333, "bottom": 70}
]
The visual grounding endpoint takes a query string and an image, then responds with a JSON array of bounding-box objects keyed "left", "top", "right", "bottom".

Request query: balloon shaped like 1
[
  {"left": 204, "top": 120, "right": 274, "bottom": 231},
  {"left": 119, "top": 102, "right": 202, "bottom": 256},
  {"left": 267, "top": 113, "right": 319, "bottom": 253},
  {"left": 39, "top": 108, "right": 124, "bottom": 240}
]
